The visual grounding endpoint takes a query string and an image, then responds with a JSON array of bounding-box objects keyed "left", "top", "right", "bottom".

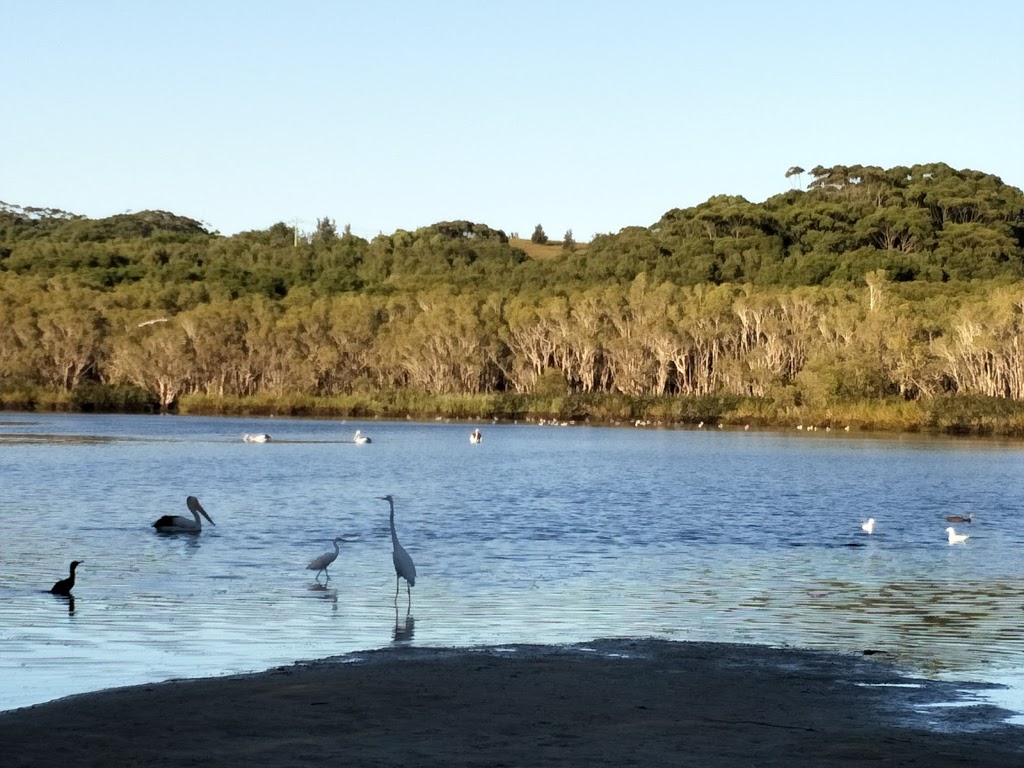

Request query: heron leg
[
  {"left": 406, "top": 582, "right": 412, "bottom": 613},
  {"left": 324, "top": 567, "right": 330, "bottom": 583},
  {"left": 394, "top": 576, "right": 400, "bottom": 603}
]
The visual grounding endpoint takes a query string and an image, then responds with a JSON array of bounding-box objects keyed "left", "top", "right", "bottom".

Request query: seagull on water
[{"left": 945, "top": 526, "right": 970, "bottom": 544}]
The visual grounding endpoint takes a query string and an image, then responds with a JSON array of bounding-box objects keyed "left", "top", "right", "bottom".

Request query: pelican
[
  {"left": 307, "top": 537, "right": 344, "bottom": 583},
  {"left": 470, "top": 428, "right": 482, "bottom": 444},
  {"left": 153, "top": 495, "right": 215, "bottom": 533},
  {"left": 354, "top": 430, "right": 372, "bottom": 444},
  {"left": 946, "top": 512, "right": 973, "bottom": 524},
  {"left": 861, "top": 518, "right": 875, "bottom": 535},
  {"left": 380, "top": 494, "right": 416, "bottom": 610},
  {"left": 50, "top": 560, "right": 83, "bottom": 596},
  {"left": 946, "top": 526, "right": 970, "bottom": 544},
  {"left": 243, "top": 433, "right": 271, "bottom": 443}
]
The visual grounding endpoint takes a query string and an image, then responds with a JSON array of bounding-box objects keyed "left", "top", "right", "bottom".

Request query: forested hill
[
  {"left": 3, "top": 163, "right": 1024, "bottom": 426},
  {"left": 2, "top": 162, "right": 1022, "bottom": 298}
]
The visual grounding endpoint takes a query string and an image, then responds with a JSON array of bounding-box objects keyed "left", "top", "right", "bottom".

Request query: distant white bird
[
  {"left": 50, "top": 560, "right": 83, "bottom": 596},
  {"left": 380, "top": 494, "right": 416, "bottom": 610},
  {"left": 861, "top": 518, "right": 875, "bottom": 534},
  {"left": 153, "top": 496, "right": 215, "bottom": 533},
  {"left": 307, "top": 537, "right": 344, "bottom": 583},
  {"left": 945, "top": 512, "right": 973, "bottom": 524},
  {"left": 354, "top": 430, "right": 372, "bottom": 444},
  {"left": 946, "top": 526, "right": 969, "bottom": 544},
  {"left": 470, "top": 428, "right": 482, "bottom": 444},
  {"left": 243, "top": 433, "right": 271, "bottom": 443}
]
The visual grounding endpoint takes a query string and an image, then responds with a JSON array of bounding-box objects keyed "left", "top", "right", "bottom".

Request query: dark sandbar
[{"left": 0, "top": 639, "right": 1021, "bottom": 767}]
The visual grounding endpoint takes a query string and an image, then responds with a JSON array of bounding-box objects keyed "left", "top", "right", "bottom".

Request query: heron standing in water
[
  {"left": 307, "top": 537, "right": 344, "bottom": 583},
  {"left": 380, "top": 494, "right": 416, "bottom": 611}
]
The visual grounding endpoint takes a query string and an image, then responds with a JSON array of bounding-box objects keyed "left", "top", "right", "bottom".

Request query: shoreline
[{"left": 1, "top": 639, "right": 1021, "bottom": 767}]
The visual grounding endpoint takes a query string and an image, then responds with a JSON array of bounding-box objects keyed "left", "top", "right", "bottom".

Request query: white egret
[
  {"left": 50, "top": 560, "right": 83, "bottom": 596},
  {"left": 380, "top": 494, "right": 416, "bottom": 610},
  {"left": 861, "top": 518, "right": 875, "bottom": 534},
  {"left": 470, "top": 428, "right": 482, "bottom": 444},
  {"left": 946, "top": 512, "right": 973, "bottom": 524},
  {"left": 153, "top": 496, "right": 215, "bottom": 533},
  {"left": 354, "top": 430, "right": 372, "bottom": 444},
  {"left": 946, "top": 526, "right": 969, "bottom": 544},
  {"left": 307, "top": 537, "right": 344, "bottom": 583},
  {"left": 243, "top": 433, "right": 271, "bottom": 443}
]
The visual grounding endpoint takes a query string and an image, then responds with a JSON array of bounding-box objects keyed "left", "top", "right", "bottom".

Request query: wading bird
[
  {"left": 50, "top": 560, "right": 83, "bottom": 596},
  {"left": 946, "top": 526, "right": 970, "bottom": 544},
  {"left": 243, "top": 433, "right": 271, "bottom": 443},
  {"left": 946, "top": 512, "right": 973, "bottom": 524},
  {"left": 380, "top": 494, "right": 416, "bottom": 611},
  {"left": 354, "top": 430, "right": 372, "bottom": 444},
  {"left": 861, "top": 518, "right": 875, "bottom": 534},
  {"left": 307, "top": 537, "right": 344, "bottom": 583},
  {"left": 153, "top": 496, "right": 215, "bottom": 533}
]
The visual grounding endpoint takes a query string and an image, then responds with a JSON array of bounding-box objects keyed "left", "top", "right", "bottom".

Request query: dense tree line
[{"left": 1, "top": 162, "right": 1023, "bottom": 419}]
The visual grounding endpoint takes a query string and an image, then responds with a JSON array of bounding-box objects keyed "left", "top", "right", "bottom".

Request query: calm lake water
[{"left": 1, "top": 413, "right": 1022, "bottom": 720}]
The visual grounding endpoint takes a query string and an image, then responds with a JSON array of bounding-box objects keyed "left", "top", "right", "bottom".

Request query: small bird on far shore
[{"left": 50, "top": 560, "right": 83, "bottom": 596}]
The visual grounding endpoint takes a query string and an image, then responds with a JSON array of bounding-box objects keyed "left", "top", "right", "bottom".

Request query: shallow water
[{"left": 1, "top": 413, "right": 1022, "bottom": 719}]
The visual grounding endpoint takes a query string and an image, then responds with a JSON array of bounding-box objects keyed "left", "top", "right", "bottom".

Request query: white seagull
[
  {"left": 945, "top": 526, "right": 969, "bottom": 545},
  {"left": 243, "top": 433, "right": 271, "bottom": 443},
  {"left": 354, "top": 430, "right": 372, "bottom": 445},
  {"left": 861, "top": 518, "right": 875, "bottom": 534},
  {"left": 307, "top": 537, "right": 344, "bottom": 583},
  {"left": 153, "top": 496, "right": 215, "bottom": 533}
]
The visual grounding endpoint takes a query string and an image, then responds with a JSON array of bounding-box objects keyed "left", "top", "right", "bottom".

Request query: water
[{"left": 1, "top": 413, "right": 1022, "bottom": 720}]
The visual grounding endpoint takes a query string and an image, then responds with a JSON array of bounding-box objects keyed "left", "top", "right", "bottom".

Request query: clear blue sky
[{"left": 5, "top": 1, "right": 1021, "bottom": 241}]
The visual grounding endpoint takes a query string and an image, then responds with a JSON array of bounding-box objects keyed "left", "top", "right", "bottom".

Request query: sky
[{"left": 4, "top": 1, "right": 1022, "bottom": 241}]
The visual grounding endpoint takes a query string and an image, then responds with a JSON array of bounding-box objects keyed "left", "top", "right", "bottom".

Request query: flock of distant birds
[
  {"left": 859, "top": 512, "right": 974, "bottom": 544},
  {"left": 49, "top": 426, "right": 486, "bottom": 603}
]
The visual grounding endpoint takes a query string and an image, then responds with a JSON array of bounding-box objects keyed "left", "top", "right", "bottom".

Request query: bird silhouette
[
  {"left": 945, "top": 512, "right": 973, "bottom": 524},
  {"left": 50, "top": 560, "right": 83, "bottom": 596},
  {"left": 861, "top": 518, "right": 875, "bottom": 534},
  {"left": 153, "top": 496, "right": 215, "bottom": 533},
  {"left": 380, "top": 495, "right": 416, "bottom": 612},
  {"left": 307, "top": 537, "right": 344, "bottom": 583}
]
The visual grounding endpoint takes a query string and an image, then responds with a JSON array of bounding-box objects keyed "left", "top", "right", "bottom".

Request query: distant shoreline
[
  {"left": 0, "top": 639, "right": 1020, "bottom": 767},
  {"left": 4, "top": 390, "right": 1024, "bottom": 440}
]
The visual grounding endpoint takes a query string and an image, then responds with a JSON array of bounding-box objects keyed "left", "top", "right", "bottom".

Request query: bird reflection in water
[
  {"left": 393, "top": 608, "right": 415, "bottom": 643},
  {"left": 52, "top": 594, "right": 76, "bottom": 615}
]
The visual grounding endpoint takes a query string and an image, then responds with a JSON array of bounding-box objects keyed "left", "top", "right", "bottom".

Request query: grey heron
[
  {"left": 380, "top": 494, "right": 416, "bottom": 611},
  {"left": 307, "top": 537, "right": 344, "bottom": 583}
]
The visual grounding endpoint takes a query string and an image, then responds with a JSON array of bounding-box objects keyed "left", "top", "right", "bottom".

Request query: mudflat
[{"left": 0, "top": 639, "right": 1020, "bottom": 767}]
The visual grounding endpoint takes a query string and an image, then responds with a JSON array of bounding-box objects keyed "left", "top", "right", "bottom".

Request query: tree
[
  {"left": 562, "top": 229, "right": 576, "bottom": 252},
  {"left": 531, "top": 224, "right": 548, "bottom": 245},
  {"left": 314, "top": 216, "right": 338, "bottom": 244}
]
